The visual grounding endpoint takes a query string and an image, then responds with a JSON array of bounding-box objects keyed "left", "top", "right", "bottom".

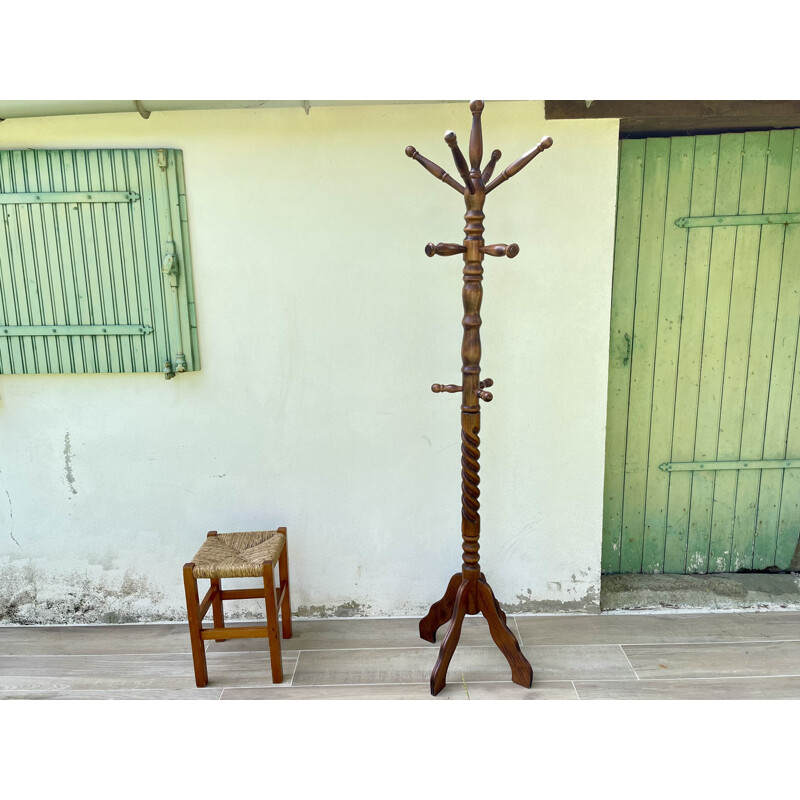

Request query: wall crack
[
  {"left": 0, "top": 469, "right": 20, "bottom": 548},
  {"left": 63, "top": 432, "right": 77, "bottom": 496}
]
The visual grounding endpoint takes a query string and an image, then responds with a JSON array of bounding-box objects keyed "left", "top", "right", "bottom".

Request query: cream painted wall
[{"left": 0, "top": 102, "right": 619, "bottom": 623}]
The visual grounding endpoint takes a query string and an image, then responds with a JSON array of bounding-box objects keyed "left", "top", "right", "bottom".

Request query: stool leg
[
  {"left": 263, "top": 561, "right": 284, "bottom": 683},
  {"left": 210, "top": 578, "right": 225, "bottom": 642},
  {"left": 277, "top": 526, "right": 292, "bottom": 639},
  {"left": 206, "top": 531, "right": 226, "bottom": 643},
  {"left": 183, "top": 563, "right": 208, "bottom": 688}
]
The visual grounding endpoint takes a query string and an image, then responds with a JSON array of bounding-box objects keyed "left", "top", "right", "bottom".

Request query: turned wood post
[{"left": 406, "top": 99, "right": 552, "bottom": 695}]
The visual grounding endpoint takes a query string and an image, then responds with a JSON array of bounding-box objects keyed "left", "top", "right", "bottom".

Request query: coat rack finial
[{"left": 468, "top": 100, "right": 484, "bottom": 171}]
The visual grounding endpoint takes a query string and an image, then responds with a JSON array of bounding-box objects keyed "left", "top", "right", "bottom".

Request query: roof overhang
[{"left": 0, "top": 100, "right": 461, "bottom": 121}]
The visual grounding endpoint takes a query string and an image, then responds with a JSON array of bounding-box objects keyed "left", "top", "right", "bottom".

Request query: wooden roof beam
[{"left": 545, "top": 100, "right": 800, "bottom": 136}]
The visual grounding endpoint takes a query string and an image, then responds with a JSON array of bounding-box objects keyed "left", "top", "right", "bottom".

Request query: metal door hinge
[
  {"left": 660, "top": 458, "right": 800, "bottom": 472},
  {"left": 676, "top": 213, "right": 800, "bottom": 228}
]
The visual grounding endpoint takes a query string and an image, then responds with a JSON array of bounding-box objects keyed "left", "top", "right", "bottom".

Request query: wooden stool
[{"left": 183, "top": 528, "right": 292, "bottom": 686}]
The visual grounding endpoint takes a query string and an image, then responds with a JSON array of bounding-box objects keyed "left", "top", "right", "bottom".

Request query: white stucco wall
[{"left": 0, "top": 101, "right": 619, "bottom": 623}]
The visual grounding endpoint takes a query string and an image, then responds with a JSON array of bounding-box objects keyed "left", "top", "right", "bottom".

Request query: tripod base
[{"left": 419, "top": 570, "right": 533, "bottom": 696}]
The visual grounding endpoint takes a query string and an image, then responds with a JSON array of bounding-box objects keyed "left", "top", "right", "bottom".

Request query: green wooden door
[{"left": 603, "top": 129, "right": 800, "bottom": 574}]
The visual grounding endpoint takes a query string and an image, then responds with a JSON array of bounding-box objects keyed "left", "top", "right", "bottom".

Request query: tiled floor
[{"left": 1, "top": 610, "right": 799, "bottom": 699}]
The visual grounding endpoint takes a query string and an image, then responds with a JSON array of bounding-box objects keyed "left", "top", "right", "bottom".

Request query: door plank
[
  {"left": 664, "top": 136, "right": 719, "bottom": 572},
  {"left": 754, "top": 130, "right": 797, "bottom": 569},
  {"left": 776, "top": 130, "right": 800, "bottom": 568},
  {"left": 602, "top": 140, "right": 646, "bottom": 572},
  {"left": 620, "top": 138, "right": 671, "bottom": 573},
  {"left": 686, "top": 134, "right": 743, "bottom": 573},
  {"left": 709, "top": 132, "right": 770, "bottom": 571},
  {"left": 641, "top": 137, "right": 695, "bottom": 572},
  {"left": 732, "top": 133, "right": 787, "bottom": 570}
]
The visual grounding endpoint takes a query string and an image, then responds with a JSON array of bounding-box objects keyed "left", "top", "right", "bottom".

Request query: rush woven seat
[
  {"left": 191, "top": 530, "right": 286, "bottom": 579},
  {"left": 183, "top": 527, "right": 292, "bottom": 687}
]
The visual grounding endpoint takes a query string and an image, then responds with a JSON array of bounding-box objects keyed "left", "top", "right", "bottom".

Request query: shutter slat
[
  {"left": 0, "top": 155, "right": 15, "bottom": 372},
  {"left": 50, "top": 150, "right": 80, "bottom": 372},
  {"left": 6, "top": 151, "right": 41, "bottom": 372},
  {"left": 27, "top": 149, "right": 61, "bottom": 372},
  {"left": 72, "top": 150, "right": 103, "bottom": 371},
  {"left": 128, "top": 150, "right": 156, "bottom": 372}
]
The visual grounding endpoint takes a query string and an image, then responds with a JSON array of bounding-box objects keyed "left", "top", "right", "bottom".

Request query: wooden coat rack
[{"left": 406, "top": 100, "right": 552, "bottom": 695}]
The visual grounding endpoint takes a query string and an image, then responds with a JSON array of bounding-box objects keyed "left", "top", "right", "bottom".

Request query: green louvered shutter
[{"left": 0, "top": 148, "right": 199, "bottom": 376}]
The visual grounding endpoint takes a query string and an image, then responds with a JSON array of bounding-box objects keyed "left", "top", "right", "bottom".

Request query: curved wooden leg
[
  {"left": 430, "top": 579, "right": 470, "bottom": 696},
  {"left": 419, "top": 572, "right": 462, "bottom": 643},
  {"left": 479, "top": 572, "right": 507, "bottom": 625},
  {"left": 477, "top": 578, "right": 532, "bottom": 688}
]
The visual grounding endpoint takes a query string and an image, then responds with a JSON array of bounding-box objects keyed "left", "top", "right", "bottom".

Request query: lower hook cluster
[{"left": 431, "top": 379, "right": 493, "bottom": 401}]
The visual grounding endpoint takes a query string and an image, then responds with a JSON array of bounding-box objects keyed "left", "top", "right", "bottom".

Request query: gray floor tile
[
  {"left": 221, "top": 683, "right": 469, "bottom": 700},
  {"left": 291, "top": 642, "right": 634, "bottom": 686},
  {"left": 0, "top": 651, "right": 297, "bottom": 691},
  {"left": 0, "top": 688, "right": 221, "bottom": 700},
  {"left": 574, "top": 676, "right": 800, "bottom": 700},
  {"left": 292, "top": 645, "right": 462, "bottom": 686},
  {"left": 0, "top": 623, "right": 191, "bottom": 656},
  {"left": 622, "top": 640, "right": 800, "bottom": 680},
  {"left": 464, "top": 681, "right": 579, "bottom": 700},
  {"left": 525, "top": 645, "right": 637, "bottom": 681},
  {"left": 515, "top": 611, "right": 800, "bottom": 647},
  {"left": 206, "top": 616, "right": 510, "bottom": 653}
]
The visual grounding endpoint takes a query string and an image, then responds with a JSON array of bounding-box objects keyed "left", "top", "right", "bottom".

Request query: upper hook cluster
[{"left": 405, "top": 99, "right": 553, "bottom": 197}]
